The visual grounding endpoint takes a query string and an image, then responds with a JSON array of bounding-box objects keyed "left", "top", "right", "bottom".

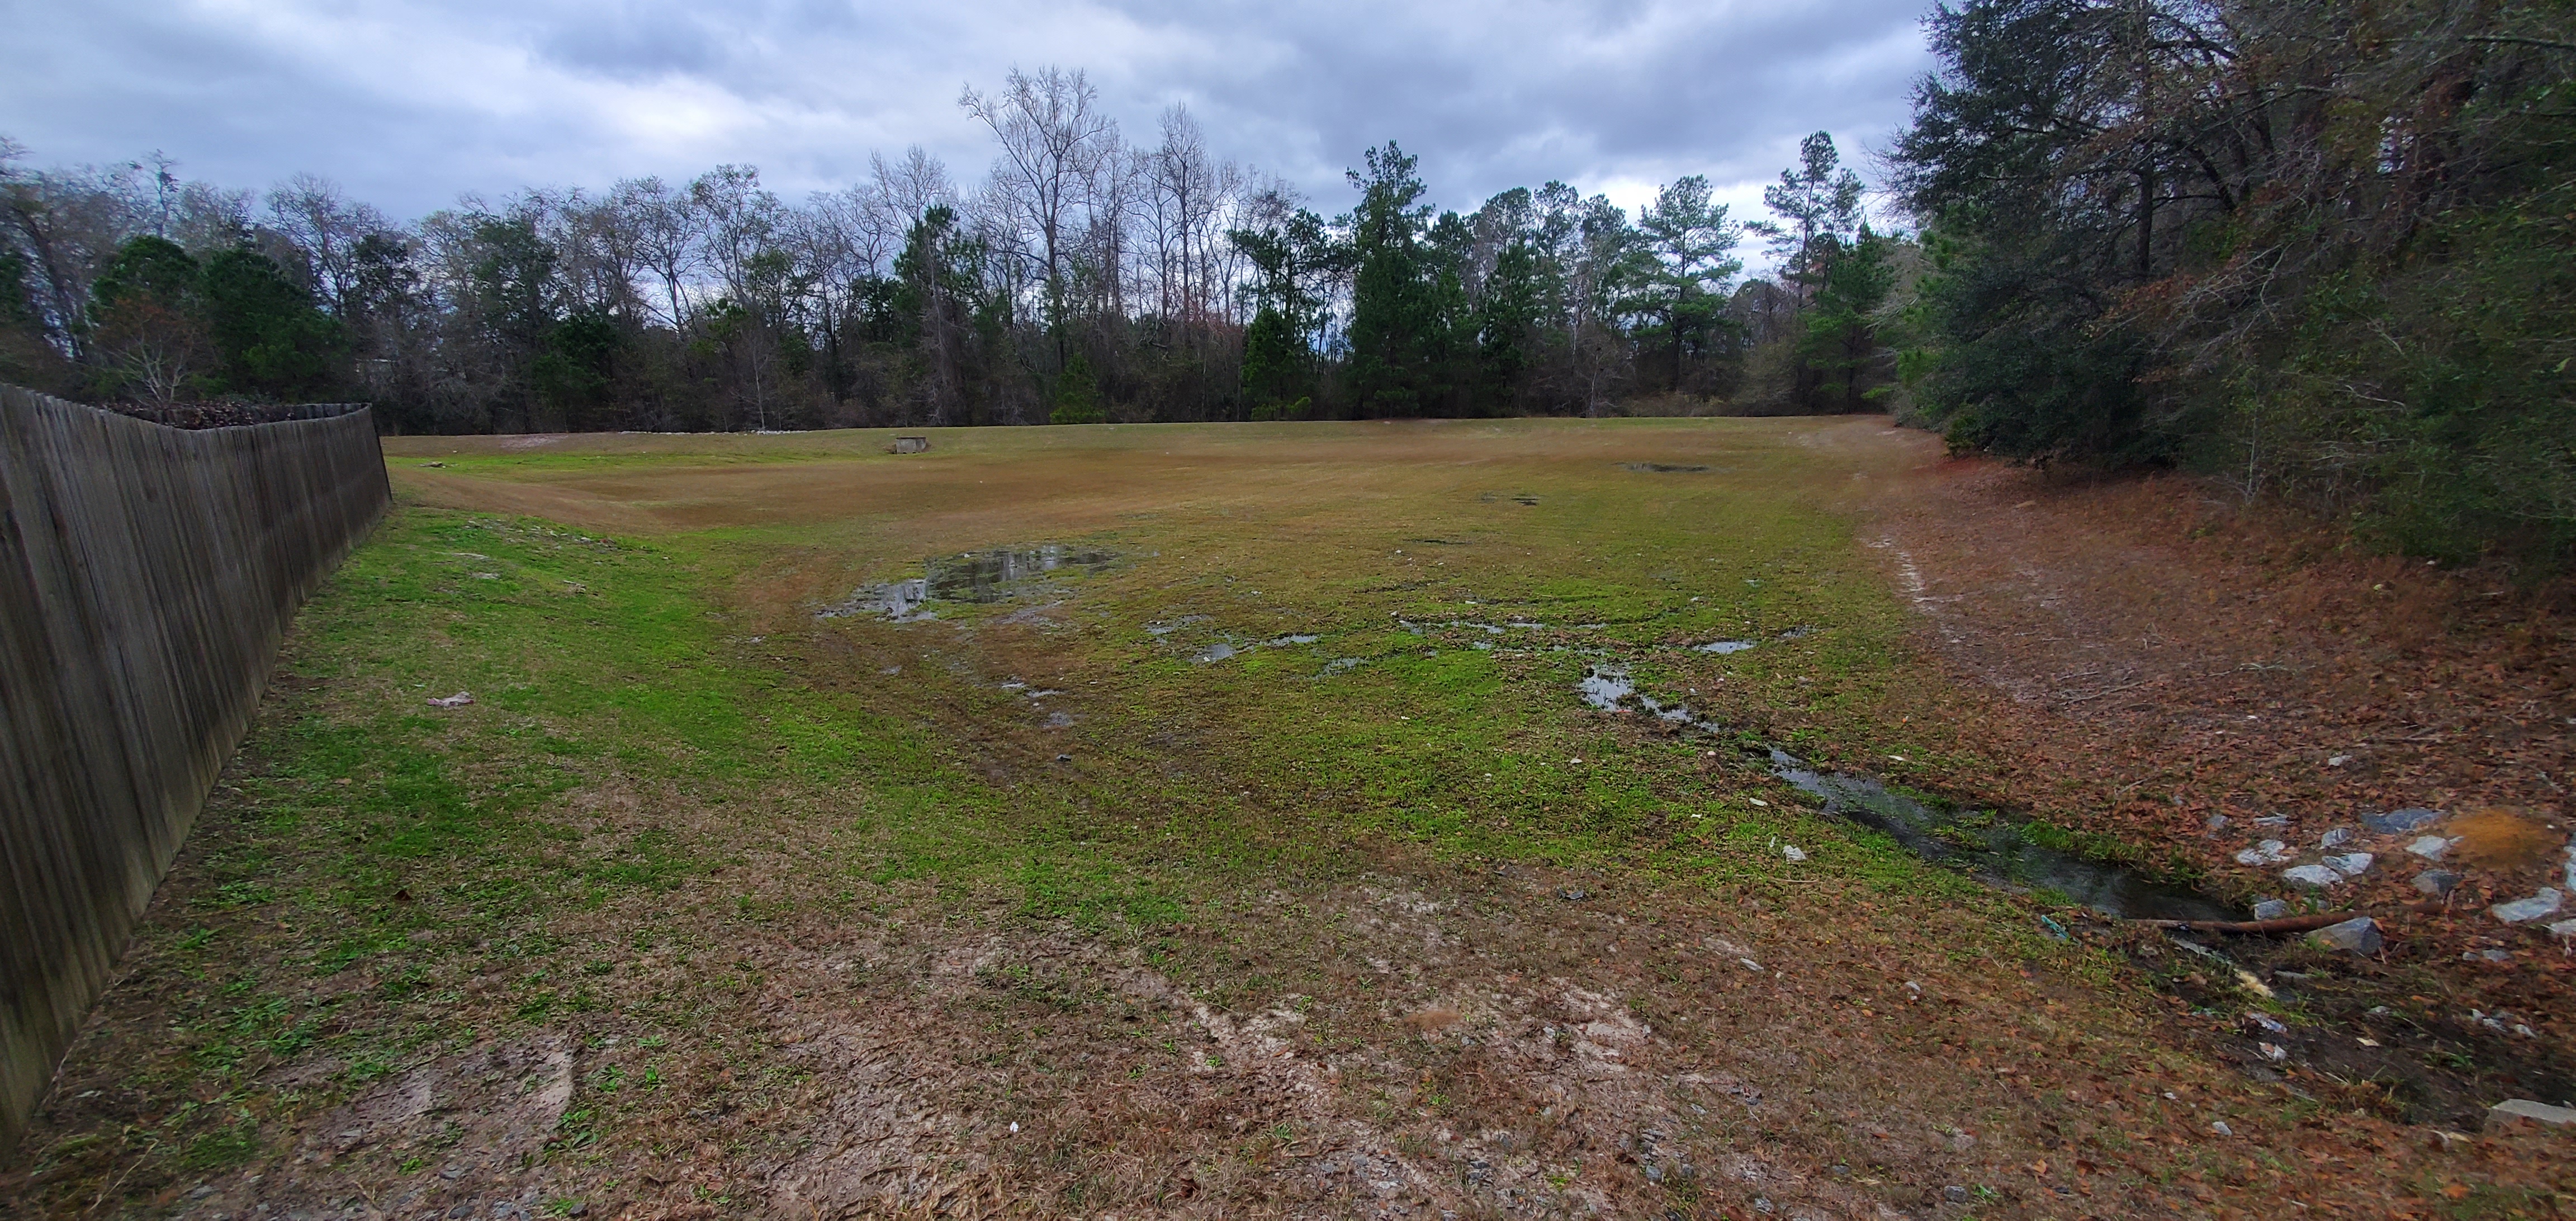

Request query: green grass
[{"left": 46, "top": 419, "right": 2141, "bottom": 1202}]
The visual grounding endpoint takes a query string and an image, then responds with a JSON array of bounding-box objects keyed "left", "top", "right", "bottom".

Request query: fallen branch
[{"left": 2126, "top": 912, "right": 2362, "bottom": 935}]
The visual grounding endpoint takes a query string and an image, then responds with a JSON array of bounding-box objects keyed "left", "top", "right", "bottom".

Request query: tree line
[
  {"left": 1888, "top": 0, "right": 2574, "bottom": 566},
  {"left": 0, "top": 68, "right": 1901, "bottom": 434}
]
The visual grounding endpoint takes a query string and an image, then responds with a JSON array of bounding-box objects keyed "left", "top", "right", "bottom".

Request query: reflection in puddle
[
  {"left": 927, "top": 547, "right": 1116, "bottom": 603},
  {"left": 1767, "top": 750, "right": 2236, "bottom": 921},
  {"left": 822, "top": 546, "right": 1116, "bottom": 621},
  {"left": 1324, "top": 657, "right": 1365, "bottom": 674},
  {"left": 1147, "top": 615, "right": 1209, "bottom": 636},
  {"left": 1697, "top": 640, "right": 1756, "bottom": 654},
  {"left": 1193, "top": 641, "right": 1240, "bottom": 664},
  {"left": 1578, "top": 665, "right": 1722, "bottom": 730},
  {"left": 1266, "top": 634, "right": 1321, "bottom": 646},
  {"left": 821, "top": 578, "right": 935, "bottom": 622}
]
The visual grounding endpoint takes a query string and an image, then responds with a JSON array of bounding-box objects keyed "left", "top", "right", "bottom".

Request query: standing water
[
  {"left": 1575, "top": 664, "right": 2236, "bottom": 920},
  {"left": 1765, "top": 749, "right": 2238, "bottom": 921}
]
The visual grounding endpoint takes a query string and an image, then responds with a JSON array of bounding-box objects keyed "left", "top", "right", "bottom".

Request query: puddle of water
[
  {"left": 1767, "top": 749, "right": 2237, "bottom": 921},
  {"left": 1265, "top": 634, "right": 1321, "bottom": 646},
  {"left": 1324, "top": 657, "right": 1365, "bottom": 674},
  {"left": 1697, "top": 640, "right": 1756, "bottom": 654},
  {"left": 1778, "top": 626, "right": 1813, "bottom": 640},
  {"left": 821, "top": 578, "right": 935, "bottom": 621},
  {"left": 927, "top": 546, "right": 1115, "bottom": 603},
  {"left": 824, "top": 545, "right": 1115, "bottom": 621},
  {"left": 1620, "top": 462, "right": 1712, "bottom": 473},
  {"left": 1193, "top": 641, "right": 1241, "bottom": 664},
  {"left": 1146, "top": 614, "right": 1210, "bottom": 636},
  {"left": 1579, "top": 666, "right": 1722, "bottom": 730}
]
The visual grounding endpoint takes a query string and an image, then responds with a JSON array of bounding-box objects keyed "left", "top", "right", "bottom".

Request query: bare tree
[
  {"left": 959, "top": 66, "right": 1120, "bottom": 370},
  {"left": 869, "top": 146, "right": 955, "bottom": 232},
  {"left": 619, "top": 176, "right": 701, "bottom": 329},
  {"left": 690, "top": 164, "right": 784, "bottom": 311},
  {"left": 267, "top": 172, "right": 391, "bottom": 318}
]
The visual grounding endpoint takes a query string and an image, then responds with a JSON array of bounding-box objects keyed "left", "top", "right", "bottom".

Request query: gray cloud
[{"left": 1, "top": 0, "right": 1929, "bottom": 225}]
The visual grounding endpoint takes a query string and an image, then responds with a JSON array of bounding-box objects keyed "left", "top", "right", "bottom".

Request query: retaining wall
[{"left": 0, "top": 385, "right": 389, "bottom": 1149}]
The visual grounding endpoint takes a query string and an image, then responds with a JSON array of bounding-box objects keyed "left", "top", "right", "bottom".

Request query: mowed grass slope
[{"left": 7, "top": 418, "right": 2557, "bottom": 1219}]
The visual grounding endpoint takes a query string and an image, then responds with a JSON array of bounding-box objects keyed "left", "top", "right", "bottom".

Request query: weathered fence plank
[{"left": 0, "top": 385, "right": 389, "bottom": 1150}]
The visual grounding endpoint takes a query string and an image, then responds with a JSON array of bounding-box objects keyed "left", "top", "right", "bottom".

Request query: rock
[
  {"left": 2364, "top": 808, "right": 2444, "bottom": 835},
  {"left": 2548, "top": 919, "right": 2576, "bottom": 941},
  {"left": 2236, "top": 840, "right": 2293, "bottom": 865},
  {"left": 2253, "top": 815, "right": 2290, "bottom": 826},
  {"left": 2487, "top": 1099, "right": 2576, "bottom": 1130},
  {"left": 427, "top": 691, "right": 475, "bottom": 708},
  {"left": 2322, "top": 853, "right": 2374, "bottom": 877},
  {"left": 2308, "top": 917, "right": 2383, "bottom": 955},
  {"left": 2406, "top": 835, "right": 2455, "bottom": 860},
  {"left": 1943, "top": 1186, "right": 1970, "bottom": 1204},
  {"left": 2319, "top": 827, "right": 2355, "bottom": 849},
  {"left": 2206, "top": 814, "right": 2230, "bottom": 832},
  {"left": 2491, "top": 889, "right": 2564, "bottom": 924},
  {"left": 2283, "top": 864, "right": 2343, "bottom": 888},
  {"left": 1557, "top": 888, "right": 1589, "bottom": 902},
  {"left": 2414, "top": 870, "right": 2461, "bottom": 897},
  {"left": 1782, "top": 844, "right": 1807, "bottom": 862},
  {"left": 2211, "top": 1120, "right": 2234, "bottom": 1136},
  {"left": 2252, "top": 898, "right": 2290, "bottom": 920}
]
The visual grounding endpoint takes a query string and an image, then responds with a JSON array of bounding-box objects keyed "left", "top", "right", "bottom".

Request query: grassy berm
[{"left": 4, "top": 418, "right": 2568, "bottom": 1219}]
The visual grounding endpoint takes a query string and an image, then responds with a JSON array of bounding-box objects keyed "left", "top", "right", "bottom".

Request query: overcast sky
[{"left": 3, "top": 0, "right": 1933, "bottom": 231}]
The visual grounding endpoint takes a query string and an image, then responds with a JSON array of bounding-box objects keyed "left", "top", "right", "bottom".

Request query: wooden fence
[{"left": 0, "top": 385, "right": 389, "bottom": 1150}]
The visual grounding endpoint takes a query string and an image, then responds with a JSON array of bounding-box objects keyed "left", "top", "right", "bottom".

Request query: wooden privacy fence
[{"left": 0, "top": 385, "right": 389, "bottom": 1149}]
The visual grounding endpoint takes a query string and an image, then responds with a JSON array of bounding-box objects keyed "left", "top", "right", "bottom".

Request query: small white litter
[{"left": 427, "top": 692, "right": 474, "bottom": 708}]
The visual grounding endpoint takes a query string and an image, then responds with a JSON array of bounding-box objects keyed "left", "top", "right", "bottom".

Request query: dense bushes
[{"left": 1892, "top": 0, "right": 2576, "bottom": 567}]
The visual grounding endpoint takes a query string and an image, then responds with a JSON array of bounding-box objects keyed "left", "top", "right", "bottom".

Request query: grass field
[{"left": 6, "top": 418, "right": 2566, "bottom": 1219}]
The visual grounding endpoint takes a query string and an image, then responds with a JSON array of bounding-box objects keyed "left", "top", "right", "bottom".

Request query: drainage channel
[{"left": 1579, "top": 663, "right": 2238, "bottom": 921}]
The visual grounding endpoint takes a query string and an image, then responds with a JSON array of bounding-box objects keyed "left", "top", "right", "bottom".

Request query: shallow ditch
[{"left": 1578, "top": 663, "right": 2238, "bottom": 921}]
